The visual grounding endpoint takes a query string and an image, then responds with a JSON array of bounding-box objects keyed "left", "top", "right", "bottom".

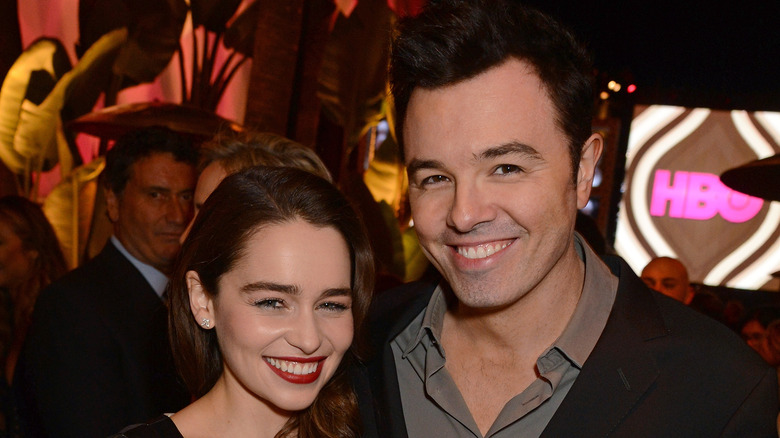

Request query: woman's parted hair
[{"left": 168, "top": 166, "right": 373, "bottom": 437}]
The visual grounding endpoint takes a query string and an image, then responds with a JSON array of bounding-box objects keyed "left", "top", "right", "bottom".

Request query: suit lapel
[
  {"left": 90, "top": 243, "right": 164, "bottom": 335},
  {"left": 542, "top": 258, "right": 668, "bottom": 437},
  {"left": 367, "top": 282, "right": 435, "bottom": 438}
]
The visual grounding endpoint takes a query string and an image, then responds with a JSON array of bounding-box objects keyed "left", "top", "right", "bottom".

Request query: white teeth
[
  {"left": 265, "top": 358, "right": 319, "bottom": 375},
  {"left": 457, "top": 242, "right": 509, "bottom": 259}
]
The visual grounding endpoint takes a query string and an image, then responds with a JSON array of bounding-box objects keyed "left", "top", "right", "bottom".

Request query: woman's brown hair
[
  {"left": 168, "top": 166, "right": 373, "bottom": 438},
  {"left": 0, "top": 195, "right": 68, "bottom": 381}
]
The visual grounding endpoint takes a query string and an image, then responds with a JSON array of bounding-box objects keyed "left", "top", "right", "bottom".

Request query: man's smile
[{"left": 452, "top": 239, "right": 514, "bottom": 260}]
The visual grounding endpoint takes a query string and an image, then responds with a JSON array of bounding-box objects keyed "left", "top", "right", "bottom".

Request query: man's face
[
  {"left": 404, "top": 59, "right": 601, "bottom": 310},
  {"left": 741, "top": 320, "right": 768, "bottom": 355},
  {"left": 640, "top": 258, "right": 692, "bottom": 303},
  {"left": 106, "top": 152, "right": 196, "bottom": 273}
]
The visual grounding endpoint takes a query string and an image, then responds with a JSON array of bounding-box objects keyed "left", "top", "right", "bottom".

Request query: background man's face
[
  {"left": 740, "top": 319, "right": 780, "bottom": 365},
  {"left": 106, "top": 152, "right": 196, "bottom": 273},
  {"left": 404, "top": 59, "right": 599, "bottom": 310},
  {"left": 640, "top": 258, "right": 692, "bottom": 303}
]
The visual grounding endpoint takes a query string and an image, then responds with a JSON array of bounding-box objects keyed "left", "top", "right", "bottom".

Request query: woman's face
[
  {"left": 189, "top": 219, "right": 354, "bottom": 412},
  {"left": 0, "top": 220, "right": 35, "bottom": 289}
]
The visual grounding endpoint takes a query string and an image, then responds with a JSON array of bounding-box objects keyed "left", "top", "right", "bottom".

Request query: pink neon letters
[{"left": 649, "top": 170, "right": 763, "bottom": 223}]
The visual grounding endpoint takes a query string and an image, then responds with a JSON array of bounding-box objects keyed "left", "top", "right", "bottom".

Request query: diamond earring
[{"left": 200, "top": 318, "right": 211, "bottom": 328}]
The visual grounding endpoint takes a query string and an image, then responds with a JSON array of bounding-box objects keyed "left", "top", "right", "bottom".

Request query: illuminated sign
[
  {"left": 649, "top": 170, "right": 763, "bottom": 223},
  {"left": 615, "top": 105, "right": 780, "bottom": 290}
]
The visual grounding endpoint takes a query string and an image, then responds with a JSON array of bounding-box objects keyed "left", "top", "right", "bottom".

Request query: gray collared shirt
[
  {"left": 392, "top": 234, "right": 618, "bottom": 437},
  {"left": 111, "top": 236, "right": 168, "bottom": 298}
]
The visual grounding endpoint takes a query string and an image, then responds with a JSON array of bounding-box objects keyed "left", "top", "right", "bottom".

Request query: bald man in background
[{"left": 641, "top": 257, "right": 694, "bottom": 304}]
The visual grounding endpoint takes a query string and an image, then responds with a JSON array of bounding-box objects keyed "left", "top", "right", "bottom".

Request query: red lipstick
[{"left": 264, "top": 356, "right": 326, "bottom": 384}]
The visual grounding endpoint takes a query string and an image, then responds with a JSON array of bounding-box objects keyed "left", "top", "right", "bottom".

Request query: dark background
[{"left": 525, "top": 0, "right": 780, "bottom": 111}]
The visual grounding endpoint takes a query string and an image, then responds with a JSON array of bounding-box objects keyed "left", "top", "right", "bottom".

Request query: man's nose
[
  {"left": 166, "top": 198, "right": 190, "bottom": 225},
  {"left": 446, "top": 183, "right": 496, "bottom": 232}
]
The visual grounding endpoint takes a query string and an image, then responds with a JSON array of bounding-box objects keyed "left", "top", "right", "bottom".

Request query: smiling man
[
  {"left": 354, "top": 1, "right": 778, "bottom": 437},
  {"left": 14, "top": 127, "right": 195, "bottom": 438}
]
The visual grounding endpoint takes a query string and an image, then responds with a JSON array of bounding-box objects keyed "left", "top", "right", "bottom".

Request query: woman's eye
[
  {"left": 494, "top": 164, "right": 522, "bottom": 175},
  {"left": 318, "top": 301, "right": 350, "bottom": 312},
  {"left": 254, "top": 299, "right": 285, "bottom": 309}
]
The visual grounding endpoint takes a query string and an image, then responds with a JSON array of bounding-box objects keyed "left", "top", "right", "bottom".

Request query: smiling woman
[{"left": 112, "top": 166, "right": 374, "bottom": 438}]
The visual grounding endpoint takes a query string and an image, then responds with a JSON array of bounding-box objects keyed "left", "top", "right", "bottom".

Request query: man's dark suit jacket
[
  {"left": 354, "top": 256, "right": 779, "bottom": 437},
  {"left": 13, "top": 242, "right": 189, "bottom": 438}
]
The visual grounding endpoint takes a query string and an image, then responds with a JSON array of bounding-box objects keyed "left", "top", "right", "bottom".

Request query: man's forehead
[
  {"left": 127, "top": 152, "right": 195, "bottom": 187},
  {"left": 402, "top": 59, "right": 566, "bottom": 164},
  {"left": 647, "top": 260, "right": 685, "bottom": 275}
]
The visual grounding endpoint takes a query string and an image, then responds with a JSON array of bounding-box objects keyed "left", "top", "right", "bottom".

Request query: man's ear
[
  {"left": 684, "top": 286, "right": 695, "bottom": 306},
  {"left": 576, "top": 133, "right": 604, "bottom": 209},
  {"left": 186, "top": 271, "right": 216, "bottom": 329},
  {"left": 105, "top": 187, "right": 120, "bottom": 223}
]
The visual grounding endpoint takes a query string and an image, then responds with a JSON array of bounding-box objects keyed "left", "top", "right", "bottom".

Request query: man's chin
[{"left": 154, "top": 249, "right": 180, "bottom": 270}]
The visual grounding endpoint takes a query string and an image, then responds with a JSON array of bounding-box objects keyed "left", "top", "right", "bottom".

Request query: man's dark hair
[
  {"left": 102, "top": 126, "right": 197, "bottom": 195},
  {"left": 390, "top": 0, "right": 594, "bottom": 178}
]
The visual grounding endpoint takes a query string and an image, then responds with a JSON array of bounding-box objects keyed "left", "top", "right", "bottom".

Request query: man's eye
[
  {"left": 494, "top": 164, "right": 522, "bottom": 175},
  {"left": 254, "top": 299, "right": 285, "bottom": 309},
  {"left": 420, "top": 175, "right": 449, "bottom": 185}
]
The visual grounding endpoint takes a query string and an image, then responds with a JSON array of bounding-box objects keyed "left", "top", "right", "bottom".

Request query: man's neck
[
  {"left": 439, "top": 247, "right": 585, "bottom": 434},
  {"left": 443, "top": 248, "right": 585, "bottom": 353}
]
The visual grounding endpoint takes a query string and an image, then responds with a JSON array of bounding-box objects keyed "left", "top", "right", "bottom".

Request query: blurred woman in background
[
  {"left": 0, "top": 196, "right": 67, "bottom": 381},
  {"left": 0, "top": 195, "right": 67, "bottom": 436}
]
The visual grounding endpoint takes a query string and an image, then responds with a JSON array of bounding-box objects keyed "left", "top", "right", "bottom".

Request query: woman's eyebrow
[
  {"left": 320, "top": 287, "right": 352, "bottom": 298},
  {"left": 241, "top": 281, "right": 299, "bottom": 295}
]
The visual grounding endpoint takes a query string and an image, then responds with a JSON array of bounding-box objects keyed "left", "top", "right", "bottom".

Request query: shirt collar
[
  {"left": 111, "top": 236, "right": 169, "bottom": 298},
  {"left": 548, "top": 233, "right": 618, "bottom": 368},
  {"left": 403, "top": 283, "right": 448, "bottom": 358}
]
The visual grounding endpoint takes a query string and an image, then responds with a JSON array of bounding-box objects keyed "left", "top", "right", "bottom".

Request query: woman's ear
[{"left": 186, "top": 271, "right": 216, "bottom": 329}]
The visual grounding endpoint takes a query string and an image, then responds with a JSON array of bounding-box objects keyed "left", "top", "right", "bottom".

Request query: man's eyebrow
[
  {"left": 407, "top": 142, "right": 542, "bottom": 175},
  {"left": 479, "top": 142, "right": 543, "bottom": 161},
  {"left": 241, "top": 281, "right": 299, "bottom": 295},
  {"left": 406, "top": 159, "right": 445, "bottom": 178}
]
